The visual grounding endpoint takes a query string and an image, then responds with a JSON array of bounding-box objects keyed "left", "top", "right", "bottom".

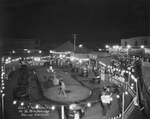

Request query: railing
[
  {"left": 124, "top": 100, "right": 135, "bottom": 119},
  {"left": 105, "top": 74, "right": 136, "bottom": 119},
  {"left": 106, "top": 74, "right": 136, "bottom": 97}
]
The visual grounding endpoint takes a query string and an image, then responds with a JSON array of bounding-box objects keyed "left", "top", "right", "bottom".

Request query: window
[
  {"left": 144, "top": 41, "right": 147, "bottom": 46},
  {"left": 135, "top": 41, "right": 138, "bottom": 46},
  {"left": 125, "top": 41, "right": 127, "bottom": 46}
]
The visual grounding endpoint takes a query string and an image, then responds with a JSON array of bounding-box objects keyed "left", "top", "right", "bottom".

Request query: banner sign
[
  {"left": 109, "top": 48, "right": 118, "bottom": 55},
  {"left": 118, "top": 48, "right": 128, "bottom": 56},
  {"left": 129, "top": 48, "right": 143, "bottom": 57}
]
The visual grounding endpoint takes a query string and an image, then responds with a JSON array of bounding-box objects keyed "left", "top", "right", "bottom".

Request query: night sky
[{"left": 0, "top": 0, "right": 150, "bottom": 50}]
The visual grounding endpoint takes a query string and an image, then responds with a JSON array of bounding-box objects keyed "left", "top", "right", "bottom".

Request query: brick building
[{"left": 121, "top": 36, "right": 150, "bottom": 48}]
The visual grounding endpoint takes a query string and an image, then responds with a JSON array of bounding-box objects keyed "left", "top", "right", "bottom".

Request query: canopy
[{"left": 53, "top": 41, "right": 88, "bottom": 53}]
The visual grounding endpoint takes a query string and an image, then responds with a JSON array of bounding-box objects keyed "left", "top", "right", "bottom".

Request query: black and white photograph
[{"left": 0, "top": 0, "right": 150, "bottom": 119}]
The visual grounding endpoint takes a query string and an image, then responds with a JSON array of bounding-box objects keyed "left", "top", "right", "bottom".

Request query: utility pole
[{"left": 73, "top": 34, "right": 77, "bottom": 51}]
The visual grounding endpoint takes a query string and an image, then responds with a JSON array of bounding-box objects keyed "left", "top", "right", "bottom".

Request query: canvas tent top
[{"left": 52, "top": 40, "right": 89, "bottom": 53}]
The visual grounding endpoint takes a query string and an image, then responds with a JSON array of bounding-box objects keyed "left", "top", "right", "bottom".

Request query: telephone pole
[{"left": 72, "top": 34, "right": 77, "bottom": 51}]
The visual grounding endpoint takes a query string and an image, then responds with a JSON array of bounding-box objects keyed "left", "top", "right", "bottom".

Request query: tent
[{"left": 52, "top": 40, "right": 88, "bottom": 53}]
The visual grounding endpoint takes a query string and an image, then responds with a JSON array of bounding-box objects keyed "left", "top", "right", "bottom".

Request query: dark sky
[{"left": 0, "top": 0, "right": 150, "bottom": 49}]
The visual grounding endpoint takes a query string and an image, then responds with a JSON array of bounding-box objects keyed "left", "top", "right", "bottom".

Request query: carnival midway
[{"left": 1, "top": 42, "right": 148, "bottom": 119}]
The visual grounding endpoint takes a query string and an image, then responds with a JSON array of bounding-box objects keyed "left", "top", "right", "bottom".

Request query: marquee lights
[
  {"left": 131, "top": 86, "right": 134, "bottom": 90},
  {"left": 2, "top": 93, "right": 5, "bottom": 96},
  {"left": 21, "top": 102, "right": 24, "bottom": 106},
  {"left": 131, "top": 83, "right": 134, "bottom": 86},
  {"left": 87, "top": 102, "right": 91, "bottom": 107},
  {"left": 125, "top": 91, "right": 128, "bottom": 95},
  {"left": 13, "top": 100, "right": 17, "bottom": 105},
  {"left": 51, "top": 106, "right": 56, "bottom": 110},
  {"left": 116, "top": 95, "right": 120, "bottom": 98},
  {"left": 110, "top": 97, "right": 113, "bottom": 101},
  {"left": 35, "top": 104, "right": 39, "bottom": 109}
]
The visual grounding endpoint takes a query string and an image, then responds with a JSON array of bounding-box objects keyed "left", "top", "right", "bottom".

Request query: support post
[
  {"left": 122, "top": 93, "right": 124, "bottom": 119},
  {"left": 135, "top": 80, "right": 139, "bottom": 106},
  {"left": 61, "top": 105, "right": 65, "bottom": 119},
  {"left": 128, "top": 73, "right": 130, "bottom": 85},
  {"left": 2, "top": 94, "right": 5, "bottom": 119}
]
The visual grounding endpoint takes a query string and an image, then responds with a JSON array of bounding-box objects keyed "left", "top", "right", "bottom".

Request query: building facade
[
  {"left": 121, "top": 36, "right": 150, "bottom": 47},
  {"left": 14, "top": 39, "right": 40, "bottom": 50}
]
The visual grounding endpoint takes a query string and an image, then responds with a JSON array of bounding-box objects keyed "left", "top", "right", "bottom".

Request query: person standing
[
  {"left": 100, "top": 91, "right": 108, "bottom": 118},
  {"left": 105, "top": 87, "right": 112, "bottom": 110},
  {"left": 59, "top": 81, "right": 66, "bottom": 97}
]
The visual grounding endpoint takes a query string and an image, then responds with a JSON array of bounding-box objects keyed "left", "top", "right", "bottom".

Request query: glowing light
[
  {"left": 69, "top": 104, "right": 77, "bottom": 110},
  {"left": 1, "top": 80, "right": 4, "bottom": 83},
  {"left": 70, "top": 57, "right": 75, "bottom": 61},
  {"left": 131, "top": 86, "right": 134, "bottom": 90},
  {"left": 122, "top": 70, "right": 125, "bottom": 73},
  {"left": 110, "top": 97, "right": 113, "bottom": 101},
  {"left": 51, "top": 106, "right": 55, "bottom": 110},
  {"left": 105, "top": 45, "right": 109, "bottom": 48},
  {"left": 131, "top": 75, "right": 134, "bottom": 79},
  {"left": 2, "top": 86, "right": 5, "bottom": 89},
  {"left": 27, "top": 50, "right": 30, "bottom": 53},
  {"left": 127, "top": 45, "right": 131, "bottom": 48},
  {"left": 125, "top": 71, "right": 128, "bottom": 73},
  {"left": 1, "top": 90, "right": 3, "bottom": 93},
  {"left": 131, "top": 83, "right": 134, "bottom": 86},
  {"left": 99, "top": 48, "right": 102, "bottom": 51},
  {"left": 116, "top": 95, "right": 120, "bottom": 98},
  {"left": 140, "top": 45, "right": 144, "bottom": 49},
  {"left": 13, "top": 100, "right": 17, "bottom": 105},
  {"left": 1, "top": 72, "right": 5, "bottom": 76},
  {"left": 128, "top": 71, "right": 131, "bottom": 75},
  {"left": 39, "top": 50, "right": 42, "bottom": 53},
  {"left": 35, "top": 104, "right": 39, "bottom": 109},
  {"left": 87, "top": 102, "right": 91, "bottom": 107},
  {"left": 2, "top": 83, "right": 4, "bottom": 86},
  {"left": 125, "top": 91, "right": 128, "bottom": 95},
  {"left": 21, "top": 102, "right": 24, "bottom": 106},
  {"left": 2, "top": 93, "right": 5, "bottom": 96},
  {"left": 134, "top": 78, "right": 137, "bottom": 82},
  {"left": 79, "top": 59, "right": 82, "bottom": 63},
  {"left": 79, "top": 44, "right": 83, "bottom": 48},
  {"left": 12, "top": 50, "right": 15, "bottom": 53},
  {"left": 115, "top": 45, "right": 119, "bottom": 49}
]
